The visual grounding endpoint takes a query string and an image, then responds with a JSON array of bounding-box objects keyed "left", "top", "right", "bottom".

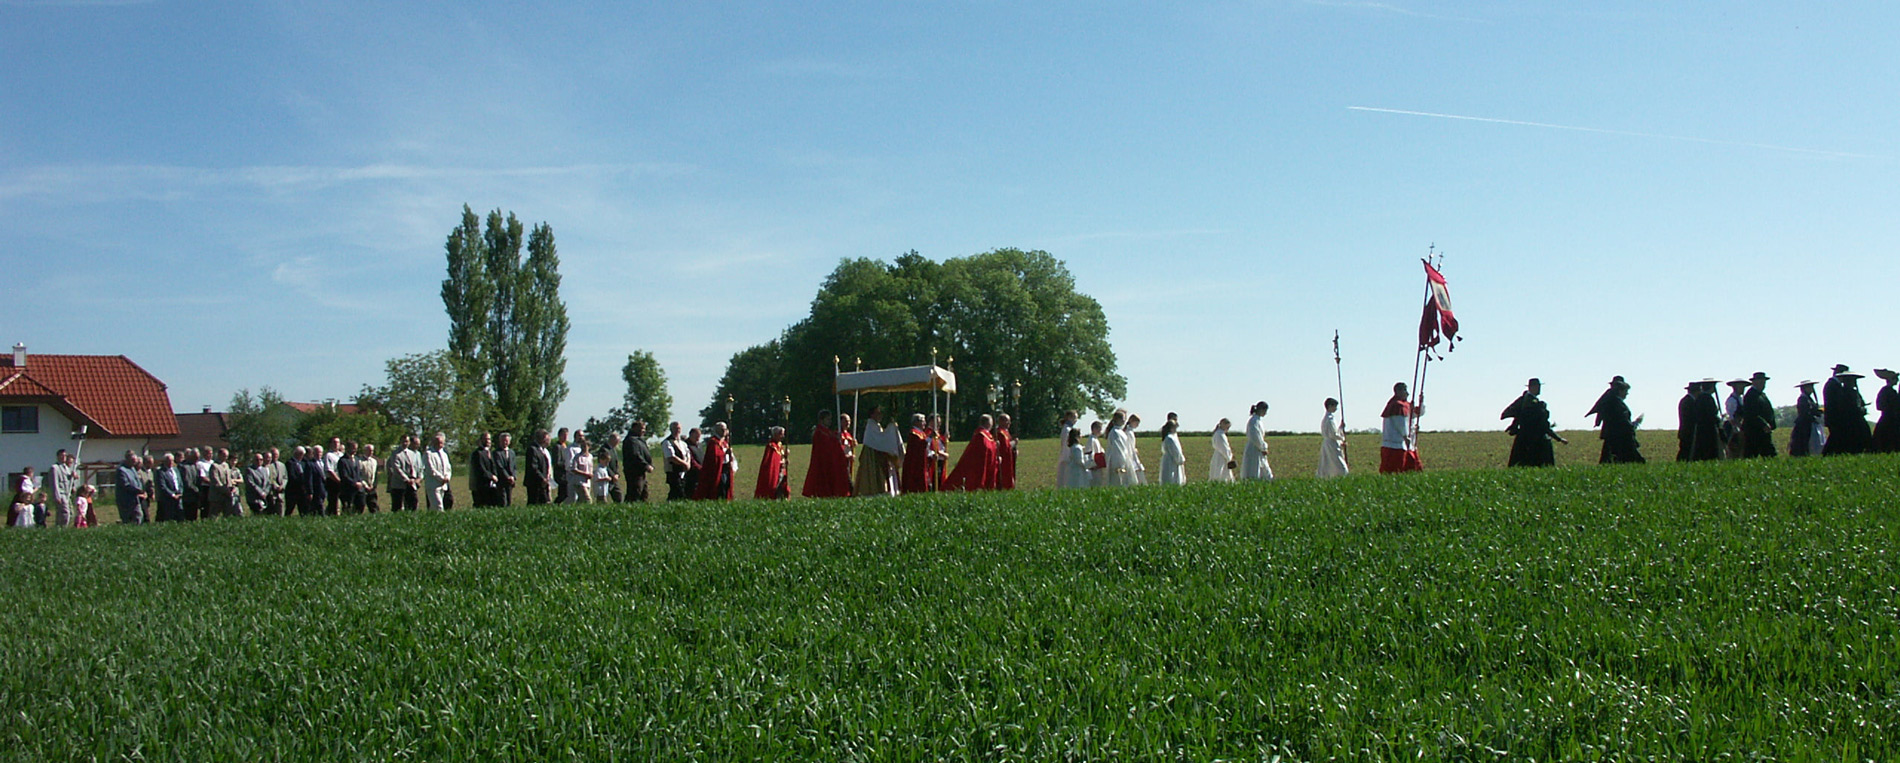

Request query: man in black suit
[
  {"left": 468, "top": 432, "right": 498, "bottom": 507},
  {"left": 524, "top": 429, "right": 554, "bottom": 505},
  {"left": 622, "top": 421, "right": 653, "bottom": 503}
]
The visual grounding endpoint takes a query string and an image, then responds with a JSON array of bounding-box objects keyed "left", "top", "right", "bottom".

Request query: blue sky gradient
[{"left": 5, "top": 1, "right": 1895, "bottom": 437}]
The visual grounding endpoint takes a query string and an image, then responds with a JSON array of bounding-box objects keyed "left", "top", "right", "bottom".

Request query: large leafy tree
[
  {"left": 356, "top": 350, "right": 483, "bottom": 453},
  {"left": 583, "top": 350, "right": 674, "bottom": 444},
  {"left": 224, "top": 386, "right": 300, "bottom": 454},
  {"left": 440, "top": 206, "right": 570, "bottom": 438},
  {"left": 707, "top": 249, "right": 1123, "bottom": 441}
]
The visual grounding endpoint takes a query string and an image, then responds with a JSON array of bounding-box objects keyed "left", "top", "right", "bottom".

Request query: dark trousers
[
  {"left": 361, "top": 490, "right": 380, "bottom": 513},
  {"left": 116, "top": 489, "right": 144, "bottom": 524},
  {"left": 157, "top": 495, "right": 183, "bottom": 522},
  {"left": 496, "top": 481, "right": 514, "bottom": 506},
  {"left": 389, "top": 488, "right": 417, "bottom": 512},
  {"left": 325, "top": 483, "right": 342, "bottom": 515},
  {"left": 183, "top": 489, "right": 203, "bottom": 521},
  {"left": 608, "top": 480, "right": 623, "bottom": 503},
  {"left": 306, "top": 489, "right": 326, "bottom": 516},
  {"left": 665, "top": 470, "right": 686, "bottom": 500},
  {"left": 555, "top": 477, "right": 570, "bottom": 505},
  {"left": 265, "top": 494, "right": 284, "bottom": 516},
  {"left": 526, "top": 479, "right": 550, "bottom": 505},
  {"left": 627, "top": 473, "right": 649, "bottom": 503},
  {"left": 285, "top": 490, "right": 305, "bottom": 517}
]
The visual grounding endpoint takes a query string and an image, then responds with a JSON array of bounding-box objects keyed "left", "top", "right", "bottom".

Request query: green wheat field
[{"left": 4, "top": 433, "right": 1897, "bottom": 760}]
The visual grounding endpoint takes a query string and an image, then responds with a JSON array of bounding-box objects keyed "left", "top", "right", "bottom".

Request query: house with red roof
[{"left": 1, "top": 343, "right": 178, "bottom": 476}]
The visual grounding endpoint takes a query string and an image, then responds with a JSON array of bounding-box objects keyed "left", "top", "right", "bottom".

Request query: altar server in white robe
[
  {"left": 1104, "top": 410, "right": 1136, "bottom": 487},
  {"left": 1209, "top": 418, "right": 1236, "bottom": 482},
  {"left": 1053, "top": 409, "right": 1079, "bottom": 488},
  {"left": 1317, "top": 398, "right": 1350, "bottom": 478},
  {"left": 1159, "top": 421, "right": 1187, "bottom": 485},
  {"left": 1062, "top": 429, "right": 1092, "bottom": 489},
  {"left": 1085, "top": 421, "right": 1109, "bottom": 487},
  {"left": 1242, "top": 401, "right": 1273, "bottom": 480},
  {"left": 1125, "top": 415, "right": 1147, "bottom": 485}
]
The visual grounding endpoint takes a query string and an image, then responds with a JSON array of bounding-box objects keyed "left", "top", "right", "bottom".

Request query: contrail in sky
[{"left": 1348, "top": 106, "right": 1887, "bottom": 160}]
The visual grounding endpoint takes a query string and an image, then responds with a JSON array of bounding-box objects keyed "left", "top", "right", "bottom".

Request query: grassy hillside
[{"left": 3, "top": 453, "right": 1896, "bottom": 760}]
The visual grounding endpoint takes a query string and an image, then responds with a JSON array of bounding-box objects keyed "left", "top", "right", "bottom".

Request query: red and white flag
[{"left": 1418, "top": 260, "right": 1458, "bottom": 351}]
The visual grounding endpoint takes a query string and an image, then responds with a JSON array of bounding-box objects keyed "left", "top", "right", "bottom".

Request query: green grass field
[{"left": 4, "top": 448, "right": 1896, "bottom": 760}]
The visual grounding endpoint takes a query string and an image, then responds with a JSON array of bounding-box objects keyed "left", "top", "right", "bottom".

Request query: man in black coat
[
  {"left": 1823, "top": 364, "right": 1873, "bottom": 455},
  {"left": 468, "top": 432, "right": 498, "bottom": 507},
  {"left": 494, "top": 432, "right": 517, "bottom": 507},
  {"left": 1501, "top": 378, "right": 1565, "bottom": 467},
  {"left": 1588, "top": 376, "right": 1644, "bottom": 464},
  {"left": 1739, "top": 371, "right": 1778, "bottom": 458},
  {"left": 1688, "top": 381, "right": 1725, "bottom": 461},
  {"left": 524, "top": 429, "right": 554, "bottom": 505},
  {"left": 333, "top": 443, "right": 365, "bottom": 514},
  {"left": 622, "top": 421, "right": 653, "bottom": 503}
]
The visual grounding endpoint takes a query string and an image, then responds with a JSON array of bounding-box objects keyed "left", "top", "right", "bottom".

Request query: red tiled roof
[{"left": 0, "top": 354, "right": 178, "bottom": 437}]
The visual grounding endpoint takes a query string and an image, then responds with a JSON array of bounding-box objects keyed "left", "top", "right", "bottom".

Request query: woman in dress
[
  {"left": 1317, "top": 398, "right": 1350, "bottom": 478},
  {"left": 1208, "top": 419, "right": 1236, "bottom": 483}
]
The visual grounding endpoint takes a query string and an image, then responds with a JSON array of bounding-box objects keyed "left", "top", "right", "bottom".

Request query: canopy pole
[{"left": 832, "top": 356, "right": 841, "bottom": 432}]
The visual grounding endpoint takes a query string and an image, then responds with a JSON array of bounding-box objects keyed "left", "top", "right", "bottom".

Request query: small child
[{"left": 73, "top": 485, "right": 98, "bottom": 528}]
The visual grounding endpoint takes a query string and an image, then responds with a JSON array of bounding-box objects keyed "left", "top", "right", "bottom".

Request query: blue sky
[{"left": 5, "top": 1, "right": 1896, "bottom": 440}]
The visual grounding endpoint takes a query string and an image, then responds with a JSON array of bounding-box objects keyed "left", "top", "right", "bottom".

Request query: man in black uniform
[
  {"left": 1738, "top": 371, "right": 1778, "bottom": 458},
  {"left": 1823, "top": 364, "right": 1873, "bottom": 455},
  {"left": 1502, "top": 378, "right": 1565, "bottom": 467},
  {"left": 1587, "top": 376, "right": 1644, "bottom": 464}
]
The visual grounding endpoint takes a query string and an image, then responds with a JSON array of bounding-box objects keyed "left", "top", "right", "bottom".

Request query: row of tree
[{"left": 226, "top": 209, "right": 1123, "bottom": 454}]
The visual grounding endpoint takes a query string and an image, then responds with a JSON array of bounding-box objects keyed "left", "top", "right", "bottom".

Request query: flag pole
[
  {"left": 1409, "top": 245, "right": 1436, "bottom": 443},
  {"left": 1333, "top": 330, "right": 1349, "bottom": 461}
]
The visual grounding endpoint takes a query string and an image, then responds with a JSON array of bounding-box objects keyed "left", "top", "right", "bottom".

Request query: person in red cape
[
  {"left": 926, "top": 413, "right": 949, "bottom": 490},
  {"left": 942, "top": 414, "right": 999, "bottom": 491},
  {"left": 801, "top": 411, "right": 854, "bottom": 498},
  {"left": 993, "top": 413, "right": 1018, "bottom": 489},
  {"left": 693, "top": 423, "right": 736, "bottom": 500},
  {"left": 755, "top": 426, "right": 790, "bottom": 499},
  {"left": 900, "top": 413, "right": 933, "bottom": 494},
  {"left": 1379, "top": 382, "right": 1425, "bottom": 474}
]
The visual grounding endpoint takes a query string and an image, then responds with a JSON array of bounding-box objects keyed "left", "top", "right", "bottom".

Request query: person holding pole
[
  {"left": 1379, "top": 383, "right": 1424, "bottom": 474},
  {"left": 1317, "top": 398, "right": 1349, "bottom": 478}
]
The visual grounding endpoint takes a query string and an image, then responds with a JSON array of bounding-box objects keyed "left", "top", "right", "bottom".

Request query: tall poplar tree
[{"left": 440, "top": 206, "right": 570, "bottom": 439}]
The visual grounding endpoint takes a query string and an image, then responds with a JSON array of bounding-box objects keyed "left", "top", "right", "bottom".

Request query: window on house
[{"left": 1, "top": 406, "right": 38, "bottom": 434}]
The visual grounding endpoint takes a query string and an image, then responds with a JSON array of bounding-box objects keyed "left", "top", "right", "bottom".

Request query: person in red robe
[
  {"left": 900, "top": 413, "right": 932, "bottom": 494},
  {"left": 755, "top": 426, "right": 790, "bottom": 499},
  {"left": 994, "top": 413, "right": 1017, "bottom": 489},
  {"left": 801, "top": 411, "right": 854, "bottom": 498},
  {"left": 942, "top": 415, "right": 999, "bottom": 491},
  {"left": 693, "top": 423, "right": 736, "bottom": 500}
]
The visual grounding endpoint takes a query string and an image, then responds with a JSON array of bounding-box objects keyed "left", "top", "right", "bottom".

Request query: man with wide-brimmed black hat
[
  {"left": 1823, "top": 364, "right": 1873, "bottom": 455},
  {"left": 1587, "top": 376, "right": 1644, "bottom": 464},
  {"left": 1502, "top": 378, "right": 1565, "bottom": 467},
  {"left": 1869, "top": 369, "right": 1900, "bottom": 453},
  {"left": 1789, "top": 380, "right": 1824, "bottom": 456},
  {"left": 1739, "top": 372, "right": 1778, "bottom": 458}
]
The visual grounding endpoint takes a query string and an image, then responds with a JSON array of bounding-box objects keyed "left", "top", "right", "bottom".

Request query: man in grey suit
[
  {"left": 494, "top": 432, "right": 517, "bottom": 507},
  {"left": 387, "top": 435, "right": 422, "bottom": 512},
  {"left": 48, "top": 449, "right": 79, "bottom": 526},
  {"left": 114, "top": 451, "right": 146, "bottom": 525}
]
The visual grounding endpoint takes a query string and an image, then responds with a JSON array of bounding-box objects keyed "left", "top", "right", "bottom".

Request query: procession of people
[{"left": 9, "top": 360, "right": 1898, "bottom": 526}]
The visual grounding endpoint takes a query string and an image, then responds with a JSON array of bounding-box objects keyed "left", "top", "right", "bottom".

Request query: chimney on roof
[
  {"left": 11, "top": 343, "right": 23, "bottom": 368},
  {"left": 203, "top": 406, "right": 212, "bottom": 414}
]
